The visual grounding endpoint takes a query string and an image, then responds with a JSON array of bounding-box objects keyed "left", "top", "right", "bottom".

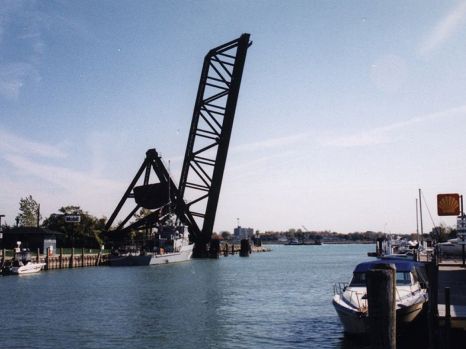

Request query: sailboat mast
[
  {"left": 418, "top": 189, "right": 424, "bottom": 236},
  {"left": 416, "top": 198, "right": 419, "bottom": 241}
]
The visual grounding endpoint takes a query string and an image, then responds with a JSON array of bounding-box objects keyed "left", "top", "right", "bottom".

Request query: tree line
[
  {"left": 2, "top": 195, "right": 106, "bottom": 248},
  {"left": 2, "top": 195, "right": 459, "bottom": 247}
]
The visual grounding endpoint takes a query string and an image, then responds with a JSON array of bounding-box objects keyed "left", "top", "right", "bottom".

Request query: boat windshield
[
  {"left": 396, "top": 271, "right": 412, "bottom": 285},
  {"left": 350, "top": 271, "right": 412, "bottom": 286}
]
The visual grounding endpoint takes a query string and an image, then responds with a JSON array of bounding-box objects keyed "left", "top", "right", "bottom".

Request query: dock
[
  {"left": 1, "top": 243, "right": 270, "bottom": 273},
  {"left": 1, "top": 248, "right": 109, "bottom": 271},
  {"left": 437, "top": 264, "right": 466, "bottom": 329},
  {"left": 426, "top": 256, "right": 466, "bottom": 348}
]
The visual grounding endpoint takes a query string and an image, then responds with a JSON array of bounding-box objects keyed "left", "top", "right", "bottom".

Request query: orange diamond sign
[{"left": 437, "top": 194, "right": 460, "bottom": 216}]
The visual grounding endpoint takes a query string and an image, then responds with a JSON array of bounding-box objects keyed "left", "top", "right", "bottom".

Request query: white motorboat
[
  {"left": 109, "top": 222, "right": 193, "bottom": 266},
  {"left": 5, "top": 250, "right": 45, "bottom": 275},
  {"left": 332, "top": 259, "right": 428, "bottom": 335},
  {"left": 437, "top": 238, "right": 465, "bottom": 256},
  {"left": 9, "top": 260, "right": 46, "bottom": 275}
]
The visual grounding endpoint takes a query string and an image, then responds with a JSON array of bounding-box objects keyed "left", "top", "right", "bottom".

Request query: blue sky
[{"left": 1, "top": 0, "right": 466, "bottom": 234}]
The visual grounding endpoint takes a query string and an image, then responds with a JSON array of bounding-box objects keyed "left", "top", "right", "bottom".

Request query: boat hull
[
  {"left": 333, "top": 297, "right": 425, "bottom": 335},
  {"left": 9, "top": 262, "right": 46, "bottom": 275},
  {"left": 109, "top": 244, "right": 193, "bottom": 266},
  {"left": 438, "top": 242, "right": 464, "bottom": 256}
]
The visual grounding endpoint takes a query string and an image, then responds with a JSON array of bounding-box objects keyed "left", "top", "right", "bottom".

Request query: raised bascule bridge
[{"left": 104, "top": 34, "right": 251, "bottom": 258}]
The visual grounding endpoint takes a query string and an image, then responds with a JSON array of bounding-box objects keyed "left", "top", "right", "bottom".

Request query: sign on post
[
  {"left": 65, "top": 215, "right": 81, "bottom": 223},
  {"left": 458, "top": 217, "right": 466, "bottom": 237},
  {"left": 437, "top": 194, "right": 460, "bottom": 216}
]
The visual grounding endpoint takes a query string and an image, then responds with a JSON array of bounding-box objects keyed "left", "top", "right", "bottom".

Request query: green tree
[
  {"left": 220, "top": 231, "right": 231, "bottom": 240},
  {"left": 42, "top": 206, "right": 106, "bottom": 248},
  {"left": 16, "top": 195, "right": 41, "bottom": 227},
  {"left": 430, "top": 224, "right": 456, "bottom": 242}
]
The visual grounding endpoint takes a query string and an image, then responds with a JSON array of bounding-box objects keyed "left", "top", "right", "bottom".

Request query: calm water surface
[{"left": 1, "top": 244, "right": 374, "bottom": 348}]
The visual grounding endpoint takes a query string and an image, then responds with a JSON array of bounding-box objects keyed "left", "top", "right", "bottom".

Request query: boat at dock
[
  {"left": 332, "top": 259, "right": 428, "bottom": 335},
  {"left": 437, "top": 238, "right": 465, "bottom": 256},
  {"left": 3, "top": 250, "right": 46, "bottom": 275},
  {"left": 109, "top": 221, "right": 193, "bottom": 266},
  {"left": 285, "top": 238, "right": 322, "bottom": 245},
  {"left": 285, "top": 238, "right": 303, "bottom": 245}
]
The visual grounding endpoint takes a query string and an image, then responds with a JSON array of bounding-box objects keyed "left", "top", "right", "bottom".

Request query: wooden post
[
  {"left": 36, "top": 248, "right": 40, "bottom": 263},
  {"left": 209, "top": 239, "right": 220, "bottom": 258},
  {"left": 96, "top": 249, "right": 101, "bottom": 266},
  {"left": 445, "top": 287, "right": 451, "bottom": 349},
  {"left": 366, "top": 263, "right": 396, "bottom": 349},
  {"left": 224, "top": 243, "right": 229, "bottom": 256},
  {"left": 81, "top": 248, "right": 85, "bottom": 267},
  {"left": 239, "top": 239, "right": 250, "bottom": 257},
  {"left": 426, "top": 261, "right": 438, "bottom": 349},
  {"left": 231, "top": 244, "right": 235, "bottom": 255},
  {"left": 59, "top": 248, "right": 63, "bottom": 269},
  {"left": 45, "top": 247, "right": 49, "bottom": 270},
  {"left": 70, "top": 248, "right": 74, "bottom": 268},
  {"left": 376, "top": 238, "right": 384, "bottom": 256},
  {"left": 1, "top": 248, "right": 5, "bottom": 267}
]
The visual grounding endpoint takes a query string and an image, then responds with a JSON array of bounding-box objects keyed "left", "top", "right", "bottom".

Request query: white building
[{"left": 234, "top": 226, "right": 254, "bottom": 240}]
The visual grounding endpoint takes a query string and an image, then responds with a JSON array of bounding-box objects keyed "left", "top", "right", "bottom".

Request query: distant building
[{"left": 233, "top": 226, "right": 254, "bottom": 240}]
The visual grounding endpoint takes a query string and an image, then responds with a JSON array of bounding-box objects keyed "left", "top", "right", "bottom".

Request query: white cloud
[
  {"left": 370, "top": 55, "right": 407, "bottom": 93},
  {"left": 0, "top": 1, "right": 45, "bottom": 99},
  {"left": 232, "top": 133, "right": 308, "bottom": 153},
  {"left": 4, "top": 154, "right": 123, "bottom": 196},
  {"left": 419, "top": 1, "right": 466, "bottom": 55},
  {"left": 0, "top": 155, "right": 125, "bottom": 223},
  {"left": 0, "top": 129, "right": 125, "bottom": 221},
  {"left": 0, "top": 63, "right": 37, "bottom": 100},
  {"left": 324, "top": 104, "right": 466, "bottom": 148},
  {"left": 0, "top": 128, "right": 67, "bottom": 158}
]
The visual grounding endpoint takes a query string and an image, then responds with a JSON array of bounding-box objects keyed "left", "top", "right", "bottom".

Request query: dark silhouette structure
[
  {"left": 104, "top": 34, "right": 251, "bottom": 257},
  {"left": 1, "top": 227, "right": 63, "bottom": 253}
]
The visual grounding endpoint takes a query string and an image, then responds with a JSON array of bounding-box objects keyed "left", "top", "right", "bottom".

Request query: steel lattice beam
[
  {"left": 104, "top": 149, "right": 201, "bottom": 240},
  {"left": 179, "top": 33, "right": 251, "bottom": 243}
]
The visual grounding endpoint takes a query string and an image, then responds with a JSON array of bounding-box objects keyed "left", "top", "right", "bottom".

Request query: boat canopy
[{"left": 354, "top": 259, "right": 424, "bottom": 273}]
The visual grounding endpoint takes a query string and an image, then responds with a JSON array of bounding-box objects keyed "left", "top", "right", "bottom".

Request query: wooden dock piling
[
  {"left": 444, "top": 287, "right": 451, "bottom": 348},
  {"left": 45, "top": 247, "right": 49, "bottom": 270},
  {"left": 426, "top": 260, "right": 439, "bottom": 349},
  {"left": 1, "top": 248, "right": 109, "bottom": 272},
  {"left": 59, "top": 248, "right": 63, "bottom": 269},
  {"left": 96, "top": 249, "right": 101, "bottom": 266},
  {"left": 70, "top": 248, "right": 74, "bottom": 268},
  {"left": 209, "top": 239, "right": 220, "bottom": 258},
  {"left": 366, "top": 263, "right": 396, "bottom": 349},
  {"left": 239, "top": 239, "right": 250, "bottom": 257}
]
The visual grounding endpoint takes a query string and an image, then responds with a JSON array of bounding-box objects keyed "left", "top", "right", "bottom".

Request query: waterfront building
[{"left": 233, "top": 226, "right": 254, "bottom": 240}]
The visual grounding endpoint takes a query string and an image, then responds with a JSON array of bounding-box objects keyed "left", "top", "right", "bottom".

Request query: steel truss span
[
  {"left": 104, "top": 34, "right": 251, "bottom": 254},
  {"left": 179, "top": 33, "right": 251, "bottom": 243}
]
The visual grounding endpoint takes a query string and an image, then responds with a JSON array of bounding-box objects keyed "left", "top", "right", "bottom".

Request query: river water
[{"left": 1, "top": 244, "right": 375, "bottom": 349}]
